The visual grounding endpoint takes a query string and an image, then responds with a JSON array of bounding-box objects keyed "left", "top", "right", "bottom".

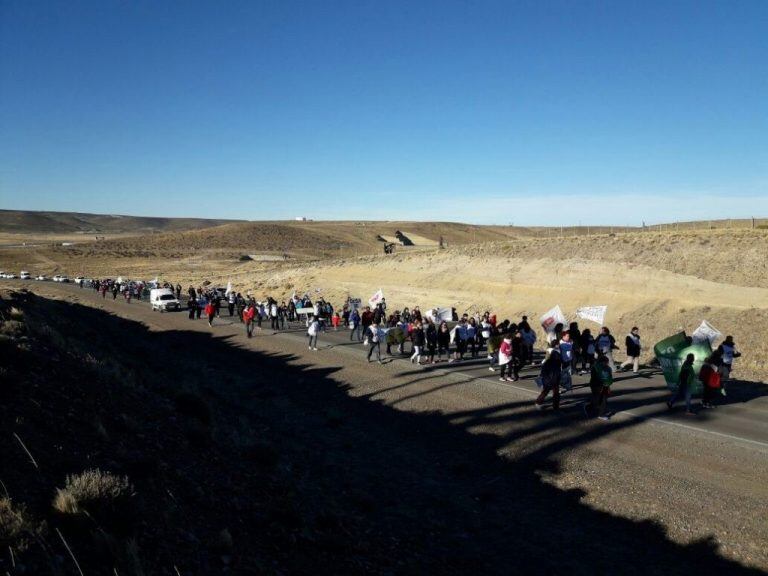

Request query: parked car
[
  {"left": 36, "top": 275, "right": 48, "bottom": 281},
  {"left": 20, "top": 271, "right": 31, "bottom": 280}
]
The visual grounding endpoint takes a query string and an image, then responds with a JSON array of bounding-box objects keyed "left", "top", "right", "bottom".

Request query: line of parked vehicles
[{"left": 0, "top": 270, "right": 89, "bottom": 283}]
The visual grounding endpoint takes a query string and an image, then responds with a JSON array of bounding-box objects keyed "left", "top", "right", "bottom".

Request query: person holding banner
[
  {"left": 307, "top": 315, "right": 320, "bottom": 350},
  {"left": 619, "top": 327, "right": 642, "bottom": 374}
]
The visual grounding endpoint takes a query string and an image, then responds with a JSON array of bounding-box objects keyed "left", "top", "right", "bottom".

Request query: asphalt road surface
[{"left": 5, "top": 279, "right": 768, "bottom": 571}]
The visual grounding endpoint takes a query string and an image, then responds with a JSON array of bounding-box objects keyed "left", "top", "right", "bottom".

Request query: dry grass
[
  {"left": 0, "top": 497, "right": 32, "bottom": 550},
  {"left": 53, "top": 469, "right": 134, "bottom": 520}
]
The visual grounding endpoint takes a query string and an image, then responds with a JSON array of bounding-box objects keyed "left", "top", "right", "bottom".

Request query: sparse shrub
[
  {"left": 0, "top": 498, "right": 32, "bottom": 550},
  {"left": 53, "top": 469, "right": 135, "bottom": 533}
]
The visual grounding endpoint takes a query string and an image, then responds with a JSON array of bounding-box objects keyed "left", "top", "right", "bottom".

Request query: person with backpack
[
  {"left": 667, "top": 353, "right": 696, "bottom": 415},
  {"left": 307, "top": 315, "right": 320, "bottom": 350},
  {"left": 620, "top": 327, "right": 642, "bottom": 373},
  {"left": 583, "top": 355, "right": 614, "bottom": 420},
  {"left": 535, "top": 343, "right": 563, "bottom": 411}
]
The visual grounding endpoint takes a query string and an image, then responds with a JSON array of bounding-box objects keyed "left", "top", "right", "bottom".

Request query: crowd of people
[{"left": 80, "top": 278, "right": 742, "bottom": 420}]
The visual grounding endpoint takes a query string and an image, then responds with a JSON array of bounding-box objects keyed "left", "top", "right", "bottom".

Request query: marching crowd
[{"left": 82, "top": 278, "right": 742, "bottom": 420}]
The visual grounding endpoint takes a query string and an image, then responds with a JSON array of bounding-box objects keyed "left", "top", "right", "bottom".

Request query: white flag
[
  {"left": 225, "top": 281, "right": 233, "bottom": 296},
  {"left": 691, "top": 320, "right": 722, "bottom": 346},
  {"left": 368, "top": 288, "right": 384, "bottom": 307},
  {"left": 540, "top": 305, "right": 567, "bottom": 335},
  {"left": 575, "top": 305, "right": 607, "bottom": 326}
]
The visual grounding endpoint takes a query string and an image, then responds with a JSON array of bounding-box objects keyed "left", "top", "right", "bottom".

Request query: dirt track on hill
[{"left": 10, "top": 280, "right": 768, "bottom": 574}]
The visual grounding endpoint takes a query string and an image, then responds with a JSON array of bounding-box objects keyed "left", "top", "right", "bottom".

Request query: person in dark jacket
[
  {"left": 410, "top": 320, "right": 425, "bottom": 365},
  {"left": 425, "top": 320, "right": 438, "bottom": 364},
  {"left": 437, "top": 321, "right": 451, "bottom": 361},
  {"left": 535, "top": 344, "right": 563, "bottom": 411},
  {"left": 667, "top": 353, "right": 696, "bottom": 415},
  {"left": 620, "top": 327, "right": 642, "bottom": 373}
]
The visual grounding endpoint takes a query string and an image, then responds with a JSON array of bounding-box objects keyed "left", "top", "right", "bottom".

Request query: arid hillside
[{"left": 0, "top": 209, "right": 239, "bottom": 235}]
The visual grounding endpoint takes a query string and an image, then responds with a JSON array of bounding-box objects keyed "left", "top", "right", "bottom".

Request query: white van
[
  {"left": 150, "top": 288, "right": 180, "bottom": 312},
  {"left": 20, "top": 271, "right": 31, "bottom": 280}
]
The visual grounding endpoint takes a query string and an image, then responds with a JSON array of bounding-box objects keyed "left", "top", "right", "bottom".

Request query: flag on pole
[
  {"left": 540, "top": 305, "right": 567, "bottom": 336},
  {"left": 368, "top": 288, "right": 384, "bottom": 307},
  {"left": 575, "top": 305, "right": 607, "bottom": 326}
]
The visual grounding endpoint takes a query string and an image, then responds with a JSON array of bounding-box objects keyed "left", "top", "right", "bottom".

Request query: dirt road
[{"left": 6, "top": 280, "right": 768, "bottom": 573}]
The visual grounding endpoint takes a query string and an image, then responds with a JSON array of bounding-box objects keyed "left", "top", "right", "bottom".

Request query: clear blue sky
[{"left": 1, "top": 0, "right": 766, "bottom": 225}]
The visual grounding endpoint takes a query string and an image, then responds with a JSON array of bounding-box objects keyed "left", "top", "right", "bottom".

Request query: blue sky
[{"left": 1, "top": 0, "right": 766, "bottom": 225}]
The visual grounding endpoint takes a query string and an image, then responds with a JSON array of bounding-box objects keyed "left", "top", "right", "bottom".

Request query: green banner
[{"left": 653, "top": 331, "right": 712, "bottom": 393}]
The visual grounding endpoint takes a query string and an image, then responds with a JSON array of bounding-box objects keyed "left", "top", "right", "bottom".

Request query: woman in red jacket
[{"left": 204, "top": 301, "right": 216, "bottom": 327}]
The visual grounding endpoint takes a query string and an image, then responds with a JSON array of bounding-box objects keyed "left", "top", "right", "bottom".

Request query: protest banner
[
  {"left": 426, "top": 307, "right": 453, "bottom": 323},
  {"left": 575, "top": 305, "right": 607, "bottom": 326},
  {"left": 347, "top": 297, "right": 362, "bottom": 311},
  {"left": 540, "top": 305, "right": 566, "bottom": 336},
  {"left": 653, "top": 332, "right": 712, "bottom": 393},
  {"left": 691, "top": 320, "right": 723, "bottom": 346}
]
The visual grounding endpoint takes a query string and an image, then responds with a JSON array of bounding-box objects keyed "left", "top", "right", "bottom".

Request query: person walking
[
  {"left": 498, "top": 333, "right": 513, "bottom": 382},
  {"left": 699, "top": 356, "right": 721, "bottom": 408},
  {"left": 410, "top": 320, "right": 425, "bottom": 365},
  {"left": 579, "top": 329, "right": 596, "bottom": 375},
  {"left": 366, "top": 322, "right": 383, "bottom": 363},
  {"left": 583, "top": 355, "right": 614, "bottom": 420},
  {"left": 349, "top": 308, "right": 361, "bottom": 341},
  {"left": 307, "top": 315, "right": 320, "bottom": 350},
  {"left": 244, "top": 303, "right": 255, "bottom": 338},
  {"left": 521, "top": 325, "right": 537, "bottom": 365},
  {"left": 716, "top": 336, "right": 741, "bottom": 389},
  {"left": 667, "top": 353, "right": 696, "bottom": 415},
  {"left": 187, "top": 295, "right": 196, "bottom": 320},
  {"left": 535, "top": 344, "right": 563, "bottom": 411},
  {"left": 596, "top": 327, "right": 618, "bottom": 372},
  {"left": 437, "top": 321, "right": 451, "bottom": 362},
  {"left": 204, "top": 300, "right": 216, "bottom": 327},
  {"left": 620, "top": 327, "right": 642, "bottom": 373},
  {"left": 425, "top": 319, "right": 437, "bottom": 364},
  {"left": 559, "top": 331, "right": 574, "bottom": 392},
  {"left": 228, "top": 291, "right": 236, "bottom": 317}
]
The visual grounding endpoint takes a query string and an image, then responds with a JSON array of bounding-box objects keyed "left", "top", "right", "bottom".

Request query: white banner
[
  {"left": 575, "top": 305, "right": 607, "bottom": 326},
  {"left": 691, "top": 320, "right": 722, "bottom": 345},
  {"left": 295, "top": 307, "right": 314, "bottom": 316},
  {"left": 540, "top": 305, "right": 567, "bottom": 335},
  {"left": 347, "top": 297, "right": 362, "bottom": 310},
  {"left": 426, "top": 307, "right": 453, "bottom": 323},
  {"left": 368, "top": 288, "right": 384, "bottom": 308}
]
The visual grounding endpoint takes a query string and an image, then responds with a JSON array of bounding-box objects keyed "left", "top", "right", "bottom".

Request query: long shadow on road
[{"left": 4, "top": 291, "right": 765, "bottom": 576}]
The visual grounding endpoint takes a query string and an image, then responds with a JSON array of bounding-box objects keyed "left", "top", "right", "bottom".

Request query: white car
[
  {"left": 36, "top": 275, "right": 48, "bottom": 281},
  {"left": 52, "top": 275, "right": 62, "bottom": 282},
  {"left": 150, "top": 288, "right": 180, "bottom": 312},
  {"left": 20, "top": 271, "right": 31, "bottom": 280},
  {"left": 5, "top": 273, "right": 17, "bottom": 279},
  {"left": 74, "top": 277, "right": 85, "bottom": 285}
]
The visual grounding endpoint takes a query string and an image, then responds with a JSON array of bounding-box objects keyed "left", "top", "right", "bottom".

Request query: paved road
[{"left": 8, "top": 279, "right": 768, "bottom": 449}]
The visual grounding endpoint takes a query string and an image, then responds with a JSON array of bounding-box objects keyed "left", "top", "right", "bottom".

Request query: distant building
[{"left": 295, "top": 216, "right": 307, "bottom": 221}]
